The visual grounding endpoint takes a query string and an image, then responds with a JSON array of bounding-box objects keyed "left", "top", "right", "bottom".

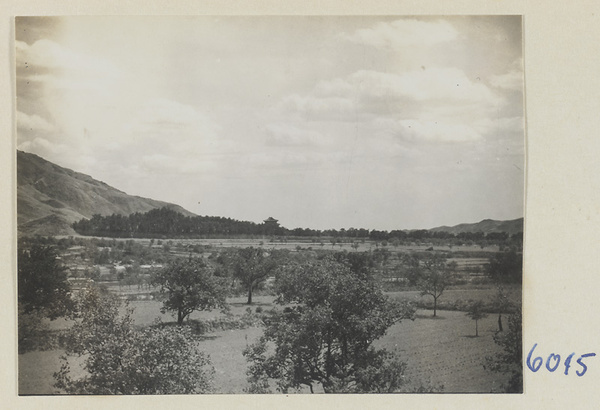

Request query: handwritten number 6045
[{"left": 527, "top": 344, "right": 596, "bottom": 376}]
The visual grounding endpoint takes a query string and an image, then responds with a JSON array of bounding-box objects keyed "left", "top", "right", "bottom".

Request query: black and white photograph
[{"left": 16, "top": 15, "right": 524, "bottom": 395}]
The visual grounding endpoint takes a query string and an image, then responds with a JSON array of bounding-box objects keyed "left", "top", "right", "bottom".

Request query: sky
[{"left": 15, "top": 16, "right": 524, "bottom": 231}]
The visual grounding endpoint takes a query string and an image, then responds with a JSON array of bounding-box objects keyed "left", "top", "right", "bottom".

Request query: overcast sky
[{"left": 16, "top": 16, "right": 524, "bottom": 231}]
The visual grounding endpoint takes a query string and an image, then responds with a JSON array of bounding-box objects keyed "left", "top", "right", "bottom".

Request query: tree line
[{"left": 72, "top": 207, "right": 523, "bottom": 245}]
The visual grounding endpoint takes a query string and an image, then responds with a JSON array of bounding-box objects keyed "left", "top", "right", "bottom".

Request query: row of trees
[{"left": 71, "top": 207, "right": 523, "bottom": 245}]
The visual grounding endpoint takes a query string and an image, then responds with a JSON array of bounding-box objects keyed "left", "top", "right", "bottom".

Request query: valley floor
[{"left": 19, "top": 293, "right": 517, "bottom": 395}]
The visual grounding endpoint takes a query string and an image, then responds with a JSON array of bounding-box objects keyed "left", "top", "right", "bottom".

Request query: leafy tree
[
  {"left": 484, "top": 308, "right": 522, "bottom": 393},
  {"left": 405, "top": 254, "right": 456, "bottom": 317},
  {"left": 486, "top": 250, "right": 522, "bottom": 284},
  {"left": 55, "top": 286, "right": 214, "bottom": 394},
  {"left": 18, "top": 244, "right": 73, "bottom": 319},
  {"left": 465, "top": 300, "right": 488, "bottom": 337},
  {"left": 243, "top": 256, "right": 415, "bottom": 393},
  {"left": 232, "top": 247, "right": 278, "bottom": 304},
  {"left": 152, "top": 257, "right": 227, "bottom": 324},
  {"left": 18, "top": 305, "right": 52, "bottom": 354}
]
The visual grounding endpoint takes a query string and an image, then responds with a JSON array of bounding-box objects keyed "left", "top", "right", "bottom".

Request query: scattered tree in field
[
  {"left": 152, "top": 257, "right": 227, "bottom": 324},
  {"left": 405, "top": 254, "right": 456, "bottom": 317},
  {"left": 486, "top": 250, "right": 522, "bottom": 284},
  {"left": 232, "top": 247, "right": 277, "bottom": 304},
  {"left": 18, "top": 244, "right": 73, "bottom": 319},
  {"left": 466, "top": 300, "right": 488, "bottom": 337},
  {"left": 493, "top": 286, "right": 512, "bottom": 332},
  {"left": 243, "top": 256, "right": 415, "bottom": 393},
  {"left": 55, "top": 286, "right": 214, "bottom": 394},
  {"left": 484, "top": 308, "right": 522, "bottom": 393}
]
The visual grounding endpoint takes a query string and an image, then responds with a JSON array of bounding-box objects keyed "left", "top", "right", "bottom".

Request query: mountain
[
  {"left": 17, "top": 150, "right": 195, "bottom": 236},
  {"left": 428, "top": 218, "right": 524, "bottom": 236}
]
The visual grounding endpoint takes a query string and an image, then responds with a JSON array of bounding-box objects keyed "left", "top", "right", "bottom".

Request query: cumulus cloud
[{"left": 342, "top": 18, "right": 458, "bottom": 49}]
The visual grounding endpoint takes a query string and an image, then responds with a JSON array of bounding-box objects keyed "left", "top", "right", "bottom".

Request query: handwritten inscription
[{"left": 527, "top": 343, "right": 596, "bottom": 376}]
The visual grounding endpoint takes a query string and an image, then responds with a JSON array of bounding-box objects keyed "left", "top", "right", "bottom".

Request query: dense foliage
[
  {"left": 55, "top": 286, "right": 214, "bottom": 394},
  {"left": 152, "top": 257, "right": 228, "bottom": 324},
  {"left": 486, "top": 250, "right": 523, "bottom": 284},
  {"left": 243, "top": 255, "right": 415, "bottom": 393},
  {"left": 18, "top": 243, "right": 73, "bottom": 319},
  {"left": 484, "top": 308, "right": 523, "bottom": 393},
  {"left": 72, "top": 207, "right": 268, "bottom": 237}
]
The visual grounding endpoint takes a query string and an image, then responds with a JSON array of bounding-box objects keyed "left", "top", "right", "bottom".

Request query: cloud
[
  {"left": 17, "top": 111, "right": 55, "bottom": 133},
  {"left": 278, "top": 67, "right": 503, "bottom": 141},
  {"left": 124, "top": 98, "right": 222, "bottom": 149},
  {"left": 265, "top": 123, "right": 325, "bottom": 147},
  {"left": 342, "top": 19, "right": 458, "bottom": 50},
  {"left": 490, "top": 70, "right": 523, "bottom": 90},
  {"left": 352, "top": 68, "right": 500, "bottom": 105},
  {"left": 374, "top": 118, "right": 481, "bottom": 143}
]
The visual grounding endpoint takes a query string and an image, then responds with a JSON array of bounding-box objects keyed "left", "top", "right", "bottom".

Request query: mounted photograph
[{"left": 16, "top": 15, "right": 524, "bottom": 394}]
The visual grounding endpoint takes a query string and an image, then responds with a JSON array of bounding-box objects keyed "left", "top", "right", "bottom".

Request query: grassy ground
[
  {"left": 376, "top": 309, "right": 508, "bottom": 392},
  {"left": 18, "top": 291, "right": 517, "bottom": 395},
  {"left": 388, "top": 285, "right": 522, "bottom": 312}
]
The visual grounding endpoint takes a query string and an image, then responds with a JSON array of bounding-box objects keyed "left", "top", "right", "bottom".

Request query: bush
[{"left": 55, "top": 286, "right": 214, "bottom": 394}]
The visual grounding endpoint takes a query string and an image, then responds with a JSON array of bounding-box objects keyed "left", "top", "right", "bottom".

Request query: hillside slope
[
  {"left": 429, "top": 218, "right": 524, "bottom": 236},
  {"left": 17, "top": 150, "right": 195, "bottom": 236}
]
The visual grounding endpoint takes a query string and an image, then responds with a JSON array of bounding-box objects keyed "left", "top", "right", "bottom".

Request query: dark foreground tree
[
  {"left": 486, "top": 250, "right": 522, "bottom": 284},
  {"left": 18, "top": 244, "right": 73, "bottom": 319},
  {"left": 233, "top": 247, "right": 278, "bottom": 304},
  {"left": 55, "top": 286, "right": 214, "bottom": 394},
  {"left": 405, "top": 254, "right": 456, "bottom": 317},
  {"left": 466, "top": 300, "right": 489, "bottom": 337},
  {"left": 152, "top": 257, "right": 228, "bottom": 324},
  {"left": 18, "top": 243, "right": 74, "bottom": 353},
  {"left": 484, "top": 308, "right": 523, "bottom": 393},
  {"left": 243, "top": 256, "right": 415, "bottom": 393}
]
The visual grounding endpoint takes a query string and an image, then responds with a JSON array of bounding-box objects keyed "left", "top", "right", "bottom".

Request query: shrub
[{"left": 55, "top": 286, "right": 214, "bottom": 394}]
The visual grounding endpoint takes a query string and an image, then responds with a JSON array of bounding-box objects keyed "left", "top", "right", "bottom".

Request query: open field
[
  {"left": 57, "top": 235, "right": 503, "bottom": 254},
  {"left": 19, "top": 288, "right": 517, "bottom": 394},
  {"left": 376, "top": 310, "right": 507, "bottom": 392}
]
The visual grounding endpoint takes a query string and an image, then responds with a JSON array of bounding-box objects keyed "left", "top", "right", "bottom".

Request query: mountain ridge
[{"left": 17, "top": 150, "right": 195, "bottom": 236}]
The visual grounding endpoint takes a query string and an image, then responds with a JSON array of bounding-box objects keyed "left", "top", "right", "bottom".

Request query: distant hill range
[
  {"left": 428, "top": 218, "right": 524, "bottom": 236},
  {"left": 17, "top": 150, "right": 523, "bottom": 238},
  {"left": 17, "top": 150, "right": 195, "bottom": 236}
]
